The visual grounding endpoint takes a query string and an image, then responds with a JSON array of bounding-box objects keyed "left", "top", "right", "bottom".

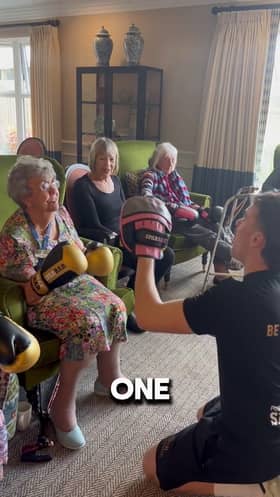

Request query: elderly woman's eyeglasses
[{"left": 39, "top": 179, "right": 60, "bottom": 192}]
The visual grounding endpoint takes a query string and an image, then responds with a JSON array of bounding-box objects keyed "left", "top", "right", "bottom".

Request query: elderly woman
[
  {"left": 70, "top": 138, "right": 175, "bottom": 327},
  {"left": 0, "top": 156, "right": 127, "bottom": 450},
  {"left": 140, "top": 142, "right": 238, "bottom": 279}
]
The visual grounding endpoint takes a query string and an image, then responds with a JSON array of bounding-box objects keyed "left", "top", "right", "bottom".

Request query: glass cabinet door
[
  {"left": 79, "top": 72, "right": 106, "bottom": 163},
  {"left": 145, "top": 69, "right": 162, "bottom": 140},
  {"left": 111, "top": 72, "right": 138, "bottom": 140},
  {"left": 77, "top": 66, "right": 162, "bottom": 162}
]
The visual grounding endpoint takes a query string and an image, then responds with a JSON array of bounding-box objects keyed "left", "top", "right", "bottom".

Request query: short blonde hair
[
  {"left": 88, "top": 137, "right": 119, "bottom": 175},
  {"left": 148, "top": 142, "right": 178, "bottom": 170}
]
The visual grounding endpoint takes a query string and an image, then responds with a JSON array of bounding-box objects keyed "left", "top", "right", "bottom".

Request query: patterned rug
[{"left": 1, "top": 257, "right": 220, "bottom": 497}]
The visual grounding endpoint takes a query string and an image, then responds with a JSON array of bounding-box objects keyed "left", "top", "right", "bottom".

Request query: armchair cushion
[{"left": 123, "top": 169, "right": 147, "bottom": 198}]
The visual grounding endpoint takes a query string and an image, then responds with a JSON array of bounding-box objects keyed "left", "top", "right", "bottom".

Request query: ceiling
[{"left": 0, "top": 0, "right": 279, "bottom": 23}]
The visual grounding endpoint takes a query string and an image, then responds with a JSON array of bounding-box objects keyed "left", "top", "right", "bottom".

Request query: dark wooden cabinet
[{"left": 76, "top": 65, "right": 163, "bottom": 163}]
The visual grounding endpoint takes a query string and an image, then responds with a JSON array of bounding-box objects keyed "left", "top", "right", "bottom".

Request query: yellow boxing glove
[
  {"left": 85, "top": 241, "right": 114, "bottom": 277},
  {"left": 31, "top": 241, "right": 88, "bottom": 296},
  {"left": 0, "top": 314, "right": 40, "bottom": 373}
]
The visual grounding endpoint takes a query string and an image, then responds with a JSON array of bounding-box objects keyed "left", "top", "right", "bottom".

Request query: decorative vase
[
  {"left": 94, "top": 26, "right": 113, "bottom": 66},
  {"left": 123, "top": 24, "right": 144, "bottom": 66}
]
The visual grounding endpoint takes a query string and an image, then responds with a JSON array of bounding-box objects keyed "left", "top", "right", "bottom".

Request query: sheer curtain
[
  {"left": 193, "top": 10, "right": 272, "bottom": 205},
  {"left": 256, "top": 10, "right": 280, "bottom": 186},
  {"left": 30, "top": 25, "right": 61, "bottom": 160}
]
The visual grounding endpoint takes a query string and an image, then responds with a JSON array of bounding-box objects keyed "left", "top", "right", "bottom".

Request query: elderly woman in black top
[{"left": 71, "top": 138, "right": 174, "bottom": 318}]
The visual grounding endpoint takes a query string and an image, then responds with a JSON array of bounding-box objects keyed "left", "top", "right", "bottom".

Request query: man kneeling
[{"left": 121, "top": 193, "right": 280, "bottom": 497}]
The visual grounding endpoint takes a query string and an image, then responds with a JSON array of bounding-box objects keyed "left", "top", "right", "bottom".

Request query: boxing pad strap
[{"left": 135, "top": 222, "right": 169, "bottom": 249}]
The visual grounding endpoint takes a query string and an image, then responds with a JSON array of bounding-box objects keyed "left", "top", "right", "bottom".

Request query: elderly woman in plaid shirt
[{"left": 140, "top": 142, "right": 238, "bottom": 280}]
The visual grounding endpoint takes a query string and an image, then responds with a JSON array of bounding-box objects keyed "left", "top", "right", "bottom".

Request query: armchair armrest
[
  {"left": 81, "top": 237, "right": 123, "bottom": 290},
  {"left": 190, "top": 192, "right": 211, "bottom": 208},
  {"left": 0, "top": 276, "right": 26, "bottom": 326}
]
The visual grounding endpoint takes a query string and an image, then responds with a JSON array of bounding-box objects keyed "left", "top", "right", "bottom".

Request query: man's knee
[{"left": 143, "top": 445, "right": 159, "bottom": 484}]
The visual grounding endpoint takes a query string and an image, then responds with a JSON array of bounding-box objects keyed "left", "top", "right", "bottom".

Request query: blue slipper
[
  {"left": 54, "top": 424, "right": 86, "bottom": 450},
  {"left": 93, "top": 379, "right": 111, "bottom": 398}
]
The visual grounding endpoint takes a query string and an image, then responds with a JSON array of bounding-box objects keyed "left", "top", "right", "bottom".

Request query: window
[
  {"left": 0, "top": 38, "right": 31, "bottom": 154},
  {"left": 256, "top": 33, "right": 280, "bottom": 187}
]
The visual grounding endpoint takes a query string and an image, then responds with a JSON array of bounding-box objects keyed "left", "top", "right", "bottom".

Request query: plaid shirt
[{"left": 140, "top": 169, "right": 191, "bottom": 213}]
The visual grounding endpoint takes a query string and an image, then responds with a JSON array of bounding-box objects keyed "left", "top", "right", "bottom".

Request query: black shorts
[
  {"left": 156, "top": 397, "right": 280, "bottom": 491},
  {"left": 156, "top": 397, "right": 226, "bottom": 491}
]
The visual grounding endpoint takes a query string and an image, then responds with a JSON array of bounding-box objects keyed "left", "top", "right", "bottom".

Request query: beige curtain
[
  {"left": 30, "top": 25, "right": 61, "bottom": 157},
  {"left": 196, "top": 10, "right": 272, "bottom": 175}
]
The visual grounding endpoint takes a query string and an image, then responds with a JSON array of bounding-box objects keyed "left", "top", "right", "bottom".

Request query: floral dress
[{"left": 0, "top": 206, "right": 127, "bottom": 361}]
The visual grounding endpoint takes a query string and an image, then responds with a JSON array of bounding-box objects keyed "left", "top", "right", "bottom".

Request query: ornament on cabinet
[
  {"left": 123, "top": 24, "right": 144, "bottom": 65},
  {"left": 94, "top": 26, "right": 113, "bottom": 66}
]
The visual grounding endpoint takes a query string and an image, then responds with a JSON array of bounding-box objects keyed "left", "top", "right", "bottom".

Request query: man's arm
[{"left": 135, "top": 257, "right": 192, "bottom": 334}]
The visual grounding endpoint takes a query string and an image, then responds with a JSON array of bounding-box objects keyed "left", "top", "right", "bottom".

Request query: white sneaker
[{"left": 263, "top": 476, "right": 280, "bottom": 497}]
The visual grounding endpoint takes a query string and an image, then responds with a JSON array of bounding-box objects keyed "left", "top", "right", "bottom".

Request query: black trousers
[
  {"left": 121, "top": 245, "right": 175, "bottom": 289},
  {"left": 173, "top": 218, "right": 232, "bottom": 265}
]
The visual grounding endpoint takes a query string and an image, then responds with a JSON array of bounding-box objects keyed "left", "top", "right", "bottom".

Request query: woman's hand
[{"left": 20, "top": 281, "right": 43, "bottom": 306}]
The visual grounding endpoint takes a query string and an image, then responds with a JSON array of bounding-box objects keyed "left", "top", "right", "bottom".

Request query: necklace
[{"left": 37, "top": 223, "right": 51, "bottom": 236}]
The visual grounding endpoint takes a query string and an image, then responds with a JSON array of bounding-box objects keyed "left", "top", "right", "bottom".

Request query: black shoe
[{"left": 127, "top": 313, "right": 145, "bottom": 333}]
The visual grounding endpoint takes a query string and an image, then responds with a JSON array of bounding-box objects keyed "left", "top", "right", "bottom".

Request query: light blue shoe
[
  {"left": 54, "top": 424, "right": 86, "bottom": 450},
  {"left": 93, "top": 379, "right": 111, "bottom": 398}
]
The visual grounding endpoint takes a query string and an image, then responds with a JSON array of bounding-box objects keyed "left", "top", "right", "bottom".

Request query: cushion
[{"left": 123, "top": 169, "right": 147, "bottom": 198}]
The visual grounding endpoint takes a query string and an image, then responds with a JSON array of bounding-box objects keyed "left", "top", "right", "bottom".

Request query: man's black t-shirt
[{"left": 183, "top": 270, "right": 280, "bottom": 483}]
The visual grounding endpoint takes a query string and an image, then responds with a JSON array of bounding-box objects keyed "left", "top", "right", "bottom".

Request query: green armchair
[
  {"left": 0, "top": 155, "right": 134, "bottom": 407},
  {"left": 115, "top": 140, "right": 211, "bottom": 277}
]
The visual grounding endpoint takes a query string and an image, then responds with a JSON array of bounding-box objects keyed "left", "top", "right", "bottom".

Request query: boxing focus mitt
[
  {"left": 86, "top": 241, "right": 114, "bottom": 277},
  {"left": 0, "top": 313, "right": 40, "bottom": 373},
  {"left": 31, "top": 241, "right": 88, "bottom": 296},
  {"left": 174, "top": 206, "right": 199, "bottom": 222},
  {"left": 120, "top": 196, "right": 172, "bottom": 259}
]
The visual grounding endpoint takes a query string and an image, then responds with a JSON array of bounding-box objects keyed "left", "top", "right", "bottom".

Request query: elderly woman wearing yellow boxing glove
[{"left": 0, "top": 155, "right": 128, "bottom": 451}]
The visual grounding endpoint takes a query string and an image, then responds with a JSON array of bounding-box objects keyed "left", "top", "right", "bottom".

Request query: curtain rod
[
  {"left": 0, "top": 19, "right": 59, "bottom": 29},
  {"left": 212, "top": 4, "right": 280, "bottom": 15}
]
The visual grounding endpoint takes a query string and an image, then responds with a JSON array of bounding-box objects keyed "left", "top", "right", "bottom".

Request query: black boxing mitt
[
  {"left": 0, "top": 313, "right": 40, "bottom": 373},
  {"left": 120, "top": 196, "right": 172, "bottom": 259},
  {"left": 31, "top": 241, "right": 88, "bottom": 296}
]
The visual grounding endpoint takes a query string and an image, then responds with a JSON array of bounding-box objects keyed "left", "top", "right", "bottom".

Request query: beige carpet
[{"left": 1, "top": 258, "right": 220, "bottom": 497}]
